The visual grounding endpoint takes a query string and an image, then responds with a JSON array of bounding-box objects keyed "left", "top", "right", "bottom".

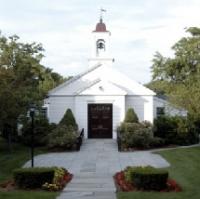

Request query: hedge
[
  {"left": 125, "top": 166, "right": 168, "bottom": 191},
  {"left": 13, "top": 167, "right": 55, "bottom": 189}
]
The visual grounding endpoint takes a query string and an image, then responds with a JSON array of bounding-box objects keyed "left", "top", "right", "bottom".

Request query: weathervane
[{"left": 100, "top": 8, "right": 106, "bottom": 21}]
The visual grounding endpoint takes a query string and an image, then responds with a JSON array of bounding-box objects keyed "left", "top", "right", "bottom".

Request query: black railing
[
  {"left": 76, "top": 128, "right": 84, "bottom": 151},
  {"left": 117, "top": 131, "right": 122, "bottom": 151}
]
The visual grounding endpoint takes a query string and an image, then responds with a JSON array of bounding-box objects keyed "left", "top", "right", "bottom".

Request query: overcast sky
[{"left": 0, "top": 0, "right": 200, "bottom": 83}]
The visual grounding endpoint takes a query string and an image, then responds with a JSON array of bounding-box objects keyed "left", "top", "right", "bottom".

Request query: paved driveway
[{"left": 24, "top": 139, "right": 170, "bottom": 199}]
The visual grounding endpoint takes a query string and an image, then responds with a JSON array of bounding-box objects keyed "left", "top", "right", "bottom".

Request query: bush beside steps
[{"left": 48, "top": 108, "right": 84, "bottom": 151}]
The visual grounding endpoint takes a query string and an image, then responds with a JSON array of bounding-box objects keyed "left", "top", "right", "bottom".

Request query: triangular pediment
[
  {"left": 48, "top": 63, "right": 155, "bottom": 96},
  {"left": 76, "top": 79, "right": 127, "bottom": 96}
]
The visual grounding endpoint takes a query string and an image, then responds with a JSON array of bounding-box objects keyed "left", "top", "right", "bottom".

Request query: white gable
[
  {"left": 48, "top": 63, "right": 155, "bottom": 96},
  {"left": 77, "top": 80, "right": 127, "bottom": 96}
]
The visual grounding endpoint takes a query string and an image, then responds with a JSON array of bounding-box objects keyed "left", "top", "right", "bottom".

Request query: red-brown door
[{"left": 88, "top": 104, "right": 112, "bottom": 138}]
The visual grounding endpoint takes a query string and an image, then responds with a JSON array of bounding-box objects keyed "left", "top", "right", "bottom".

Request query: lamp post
[{"left": 29, "top": 104, "right": 36, "bottom": 168}]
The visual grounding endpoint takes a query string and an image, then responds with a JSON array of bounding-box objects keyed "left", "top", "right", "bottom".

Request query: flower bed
[
  {"left": 42, "top": 167, "right": 73, "bottom": 191},
  {"left": 114, "top": 170, "right": 182, "bottom": 192}
]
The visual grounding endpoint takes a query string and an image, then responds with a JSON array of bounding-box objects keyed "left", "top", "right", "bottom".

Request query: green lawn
[
  {"left": 0, "top": 137, "right": 58, "bottom": 199},
  {"left": 0, "top": 191, "right": 57, "bottom": 199},
  {"left": 117, "top": 146, "right": 200, "bottom": 199}
]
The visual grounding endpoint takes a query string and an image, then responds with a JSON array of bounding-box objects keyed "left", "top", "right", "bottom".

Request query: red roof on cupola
[{"left": 93, "top": 18, "right": 108, "bottom": 32}]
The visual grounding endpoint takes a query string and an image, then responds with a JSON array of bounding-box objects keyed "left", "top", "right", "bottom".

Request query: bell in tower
[
  {"left": 96, "top": 39, "right": 105, "bottom": 56},
  {"left": 88, "top": 9, "right": 114, "bottom": 67}
]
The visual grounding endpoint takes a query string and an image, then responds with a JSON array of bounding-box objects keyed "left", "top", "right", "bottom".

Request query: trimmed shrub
[
  {"left": 124, "top": 166, "right": 136, "bottom": 183},
  {"left": 118, "top": 120, "right": 158, "bottom": 149},
  {"left": 124, "top": 166, "right": 168, "bottom": 191},
  {"left": 59, "top": 109, "right": 78, "bottom": 130},
  {"left": 124, "top": 108, "right": 139, "bottom": 123},
  {"left": 121, "top": 128, "right": 153, "bottom": 149},
  {"left": 13, "top": 167, "right": 55, "bottom": 189},
  {"left": 48, "top": 125, "right": 77, "bottom": 150},
  {"left": 117, "top": 122, "right": 142, "bottom": 134},
  {"left": 117, "top": 110, "right": 166, "bottom": 150}
]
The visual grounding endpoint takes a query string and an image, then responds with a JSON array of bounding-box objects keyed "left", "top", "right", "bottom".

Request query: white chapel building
[{"left": 44, "top": 17, "right": 186, "bottom": 139}]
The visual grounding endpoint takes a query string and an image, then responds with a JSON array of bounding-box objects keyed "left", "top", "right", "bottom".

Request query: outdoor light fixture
[
  {"left": 99, "top": 86, "right": 104, "bottom": 91},
  {"left": 29, "top": 103, "right": 36, "bottom": 168}
]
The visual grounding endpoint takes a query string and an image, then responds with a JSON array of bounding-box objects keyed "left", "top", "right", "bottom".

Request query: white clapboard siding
[
  {"left": 125, "top": 96, "right": 154, "bottom": 123},
  {"left": 48, "top": 96, "right": 74, "bottom": 124}
]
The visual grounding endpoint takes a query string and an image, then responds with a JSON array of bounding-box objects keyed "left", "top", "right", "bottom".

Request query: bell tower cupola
[{"left": 89, "top": 9, "right": 114, "bottom": 66}]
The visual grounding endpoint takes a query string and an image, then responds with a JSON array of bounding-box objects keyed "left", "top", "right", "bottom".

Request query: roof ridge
[{"left": 48, "top": 63, "right": 102, "bottom": 95}]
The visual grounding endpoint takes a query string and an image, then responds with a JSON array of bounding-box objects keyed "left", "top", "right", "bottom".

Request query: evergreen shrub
[
  {"left": 124, "top": 108, "right": 139, "bottom": 123},
  {"left": 124, "top": 166, "right": 168, "bottom": 191},
  {"left": 59, "top": 109, "right": 78, "bottom": 130},
  {"left": 13, "top": 167, "right": 55, "bottom": 189},
  {"left": 48, "top": 125, "right": 77, "bottom": 150},
  {"left": 154, "top": 115, "right": 199, "bottom": 145}
]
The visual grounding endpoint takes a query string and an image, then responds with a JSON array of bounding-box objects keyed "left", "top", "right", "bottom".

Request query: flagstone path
[{"left": 24, "top": 139, "right": 170, "bottom": 199}]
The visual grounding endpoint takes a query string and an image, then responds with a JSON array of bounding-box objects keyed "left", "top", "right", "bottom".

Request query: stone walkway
[{"left": 24, "top": 139, "right": 170, "bottom": 199}]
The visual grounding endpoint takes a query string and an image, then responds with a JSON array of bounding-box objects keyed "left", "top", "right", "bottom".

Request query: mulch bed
[
  {"left": 114, "top": 171, "right": 182, "bottom": 192},
  {"left": 119, "top": 145, "right": 178, "bottom": 152},
  {"left": 0, "top": 180, "right": 15, "bottom": 192}
]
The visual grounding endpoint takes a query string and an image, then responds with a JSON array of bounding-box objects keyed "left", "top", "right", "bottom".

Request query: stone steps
[
  {"left": 57, "top": 173, "right": 116, "bottom": 199},
  {"left": 57, "top": 191, "right": 116, "bottom": 199},
  {"left": 65, "top": 174, "right": 116, "bottom": 191}
]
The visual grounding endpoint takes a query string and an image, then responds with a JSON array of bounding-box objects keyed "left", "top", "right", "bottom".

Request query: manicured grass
[
  {"left": 0, "top": 191, "right": 57, "bottom": 199},
  {"left": 0, "top": 137, "right": 58, "bottom": 199},
  {"left": 0, "top": 138, "right": 47, "bottom": 182},
  {"left": 117, "top": 146, "right": 200, "bottom": 199}
]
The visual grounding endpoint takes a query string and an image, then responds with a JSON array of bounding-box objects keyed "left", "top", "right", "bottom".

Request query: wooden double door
[{"left": 88, "top": 104, "right": 113, "bottom": 138}]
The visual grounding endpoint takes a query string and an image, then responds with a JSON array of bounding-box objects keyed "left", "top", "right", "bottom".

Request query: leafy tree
[
  {"left": 124, "top": 108, "right": 139, "bottom": 123},
  {"left": 148, "top": 27, "right": 200, "bottom": 120},
  {"left": 151, "top": 27, "right": 200, "bottom": 83},
  {"left": 0, "top": 32, "right": 64, "bottom": 146}
]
